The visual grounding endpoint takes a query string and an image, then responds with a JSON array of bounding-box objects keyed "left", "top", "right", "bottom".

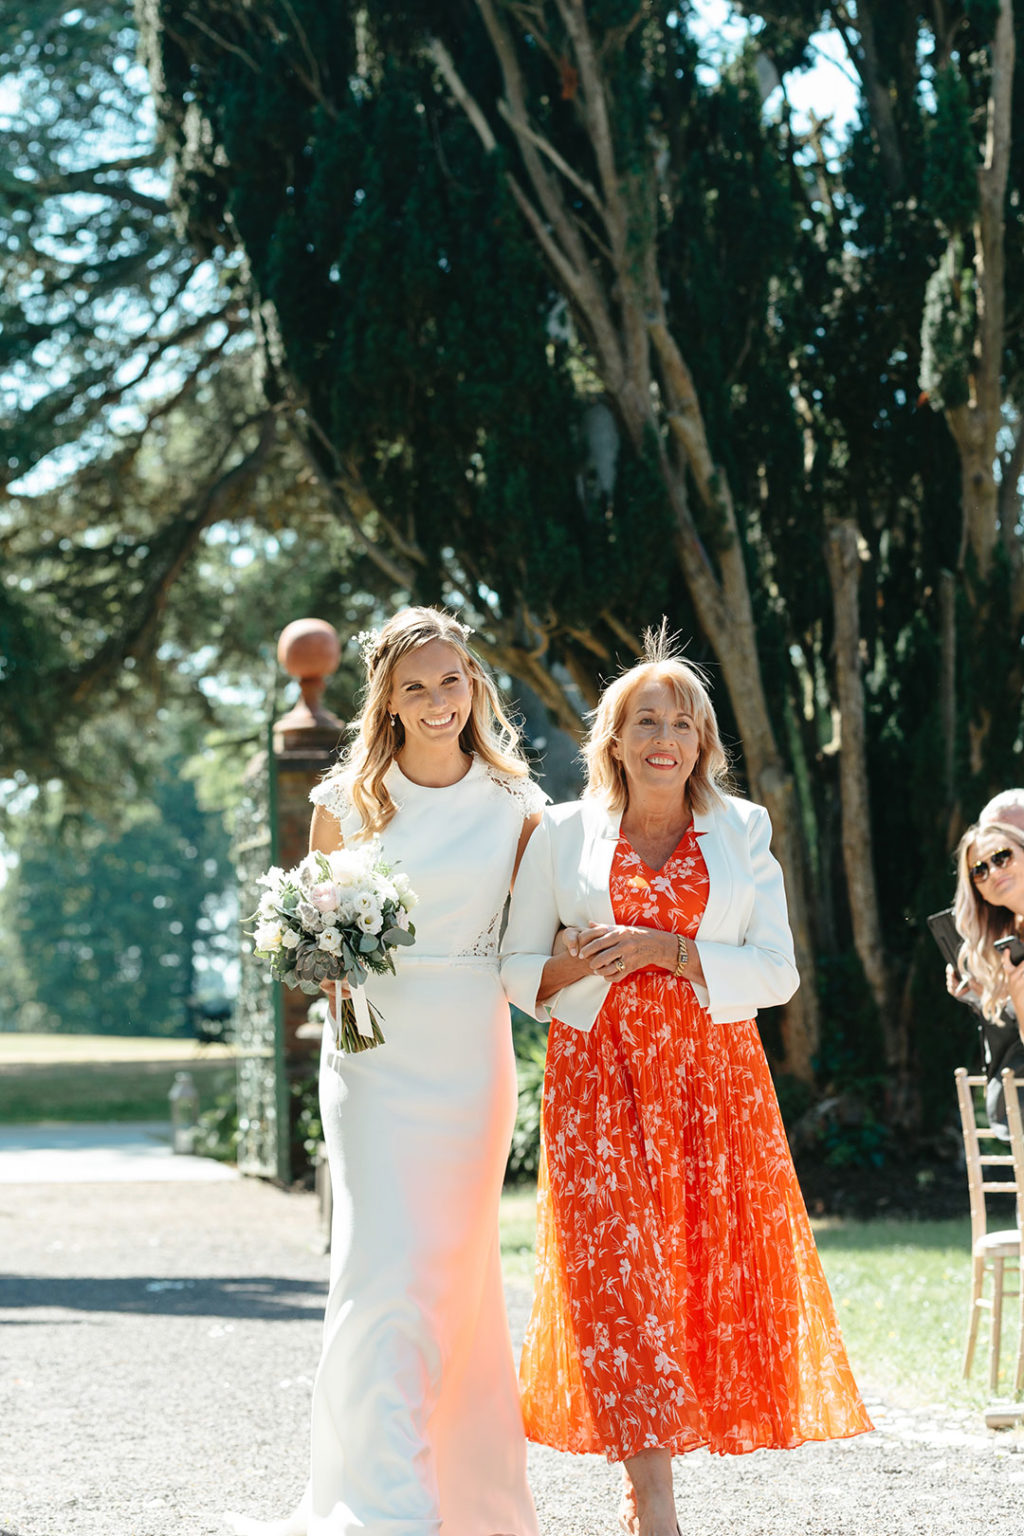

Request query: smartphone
[{"left": 993, "top": 934, "right": 1024, "bottom": 966}]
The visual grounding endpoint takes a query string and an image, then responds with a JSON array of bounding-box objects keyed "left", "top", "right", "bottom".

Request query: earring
[{"left": 389, "top": 713, "right": 397, "bottom": 727}]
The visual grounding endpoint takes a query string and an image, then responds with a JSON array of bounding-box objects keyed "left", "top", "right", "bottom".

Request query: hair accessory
[{"left": 354, "top": 628, "right": 381, "bottom": 669}]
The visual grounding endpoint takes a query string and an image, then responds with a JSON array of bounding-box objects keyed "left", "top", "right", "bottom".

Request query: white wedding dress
[{"left": 232, "top": 757, "right": 543, "bottom": 1536}]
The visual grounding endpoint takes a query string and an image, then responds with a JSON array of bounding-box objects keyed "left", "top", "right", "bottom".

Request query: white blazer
[{"left": 501, "top": 793, "right": 799, "bottom": 1032}]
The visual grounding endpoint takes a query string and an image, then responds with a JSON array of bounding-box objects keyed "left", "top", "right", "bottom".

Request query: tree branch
[
  {"left": 181, "top": 9, "right": 260, "bottom": 73},
  {"left": 974, "top": 0, "right": 1014, "bottom": 419},
  {"left": 286, "top": 416, "right": 422, "bottom": 589},
  {"left": 832, "top": 2, "right": 905, "bottom": 195},
  {"left": 551, "top": 0, "right": 621, "bottom": 222},
  {"left": 68, "top": 413, "right": 280, "bottom": 703},
  {"left": 428, "top": 39, "right": 497, "bottom": 152},
  {"left": 495, "top": 98, "right": 606, "bottom": 220},
  {"left": 437, "top": 17, "right": 627, "bottom": 390}
]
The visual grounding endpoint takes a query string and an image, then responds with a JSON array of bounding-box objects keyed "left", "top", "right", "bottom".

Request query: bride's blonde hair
[
  {"left": 583, "top": 624, "right": 731, "bottom": 815},
  {"left": 324, "top": 607, "right": 530, "bottom": 833},
  {"left": 953, "top": 819, "right": 1024, "bottom": 1020}
]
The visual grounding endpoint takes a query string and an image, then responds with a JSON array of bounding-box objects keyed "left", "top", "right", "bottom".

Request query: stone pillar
[{"left": 272, "top": 619, "right": 348, "bottom": 1070}]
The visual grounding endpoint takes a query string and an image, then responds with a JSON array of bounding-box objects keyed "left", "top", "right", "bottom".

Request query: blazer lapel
[
  {"left": 579, "top": 798, "right": 619, "bottom": 926},
  {"left": 693, "top": 804, "right": 732, "bottom": 939}
]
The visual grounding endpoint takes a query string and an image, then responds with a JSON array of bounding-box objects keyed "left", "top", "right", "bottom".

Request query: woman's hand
[
  {"left": 320, "top": 978, "right": 352, "bottom": 1017},
  {"left": 578, "top": 923, "right": 678, "bottom": 980},
  {"left": 946, "top": 962, "right": 977, "bottom": 1000},
  {"left": 553, "top": 924, "right": 590, "bottom": 959}
]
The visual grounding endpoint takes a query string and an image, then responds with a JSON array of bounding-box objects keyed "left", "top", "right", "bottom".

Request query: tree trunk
[
  {"left": 946, "top": 0, "right": 1014, "bottom": 579},
  {"left": 439, "top": 1, "right": 822, "bottom": 1079},
  {"left": 939, "top": 568, "right": 957, "bottom": 807},
  {"left": 824, "top": 520, "right": 903, "bottom": 1095}
]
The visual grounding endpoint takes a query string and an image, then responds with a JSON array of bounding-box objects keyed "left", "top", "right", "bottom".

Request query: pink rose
[{"left": 310, "top": 882, "right": 340, "bottom": 913}]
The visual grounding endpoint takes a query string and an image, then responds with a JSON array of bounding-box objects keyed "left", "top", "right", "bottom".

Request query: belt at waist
[{"left": 392, "top": 953, "right": 499, "bottom": 972}]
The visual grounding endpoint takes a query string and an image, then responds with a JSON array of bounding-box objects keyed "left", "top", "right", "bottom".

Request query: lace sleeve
[
  {"left": 309, "top": 777, "right": 355, "bottom": 825},
  {"left": 485, "top": 766, "right": 549, "bottom": 819}
]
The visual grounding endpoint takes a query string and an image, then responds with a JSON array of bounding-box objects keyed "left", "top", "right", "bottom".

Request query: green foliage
[
  {"left": 964, "top": 0, "right": 1004, "bottom": 40},
  {"left": 924, "top": 66, "right": 980, "bottom": 235},
  {"left": 0, "top": 2, "right": 372, "bottom": 792},
  {"left": 4, "top": 0, "right": 1024, "bottom": 1148},
  {"left": 0, "top": 1, "right": 232, "bottom": 486},
  {"left": 193, "top": 1083, "right": 242, "bottom": 1162},
  {"left": 290, "top": 1070, "right": 323, "bottom": 1185},
  {"left": 507, "top": 1009, "right": 548, "bottom": 1183},
  {"left": 0, "top": 733, "right": 235, "bottom": 1035}
]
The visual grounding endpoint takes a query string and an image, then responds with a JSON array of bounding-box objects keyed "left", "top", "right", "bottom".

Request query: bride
[{"left": 230, "top": 607, "right": 543, "bottom": 1536}]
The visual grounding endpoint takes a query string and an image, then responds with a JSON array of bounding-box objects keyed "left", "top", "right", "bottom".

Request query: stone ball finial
[
  {"left": 274, "top": 619, "right": 345, "bottom": 746},
  {"left": 277, "top": 618, "right": 342, "bottom": 686}
]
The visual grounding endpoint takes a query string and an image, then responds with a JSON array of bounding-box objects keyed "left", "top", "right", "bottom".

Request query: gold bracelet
[{"left": 673, "top": 933, "right": 688, "bottom": 977}]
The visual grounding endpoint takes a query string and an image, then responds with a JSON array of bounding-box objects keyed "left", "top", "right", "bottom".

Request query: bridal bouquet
[{"left": 250, "top": 844, "right": 417, "bottom": 1054}]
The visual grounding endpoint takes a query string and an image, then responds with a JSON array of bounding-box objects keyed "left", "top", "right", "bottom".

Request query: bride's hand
[
  {"left": 320, "top": 978, "right": 352, "bottom": 1011},
  {"left": 556, "top": 922, "right": 611, "bottom": 960}
]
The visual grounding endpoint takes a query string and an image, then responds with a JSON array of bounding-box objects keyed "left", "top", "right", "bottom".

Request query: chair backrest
[
  {"left": 954, "top": 1068, "right": 1023, "bottom": 1246},
  {"left": 1001, "top": 1070, "right": 1024, "bottom": 1239}
]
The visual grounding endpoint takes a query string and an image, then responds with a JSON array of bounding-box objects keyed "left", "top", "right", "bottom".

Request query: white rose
[
  {"left": 254, "top": 921, "right": 284, "bottom": 951},
  {"left": 281, "top": 928, "right": 301, "bottom": 949},
  {"left": 318, "top": 928, "right": 342, "bottom": 953},
  {"left": 327, "top": 851, "right": 362, "bottom": 891}
]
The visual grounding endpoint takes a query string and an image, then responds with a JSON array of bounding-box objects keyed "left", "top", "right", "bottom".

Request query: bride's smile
[{"left": 389, "top": 637, "right": 474, "bottom": 766}]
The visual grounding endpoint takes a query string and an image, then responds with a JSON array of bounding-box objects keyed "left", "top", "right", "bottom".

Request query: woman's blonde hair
[
  {"left": 583, "top": 626, "right": 731, "bottom": 815},
  {"left": 953, "top": 819, "right": 1024, "bottom": 1020},
  {"left": 323, "top": 606, "right": 530, "bottom": 833}
]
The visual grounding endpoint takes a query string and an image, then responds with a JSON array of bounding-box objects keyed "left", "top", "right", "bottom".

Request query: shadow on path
[{"left": 0, "top": 1272, "right": 327, "bottom": 1322}]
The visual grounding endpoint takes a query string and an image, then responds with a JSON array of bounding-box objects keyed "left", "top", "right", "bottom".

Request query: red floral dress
[{"left": 519, "top": 826, "right": 872, "bottom": 1461}]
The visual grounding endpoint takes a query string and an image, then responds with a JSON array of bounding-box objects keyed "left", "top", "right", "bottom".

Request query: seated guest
[{"left": 951, "top": 815, "right": 1024, "bottom": 1138}]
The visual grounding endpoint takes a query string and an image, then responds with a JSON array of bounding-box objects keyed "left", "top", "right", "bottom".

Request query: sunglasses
[{"left": 969, "top": 847, "right": 1015, "bottom": 885}]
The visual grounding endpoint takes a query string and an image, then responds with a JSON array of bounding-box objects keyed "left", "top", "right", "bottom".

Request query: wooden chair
[{"left": 955, "top": 1067, "right": 1024, "bottom": 1395}]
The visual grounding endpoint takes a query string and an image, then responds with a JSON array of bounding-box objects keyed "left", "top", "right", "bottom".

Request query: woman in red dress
[{"left": 502, "top": 634, "right": 871, "bottom": 1536}]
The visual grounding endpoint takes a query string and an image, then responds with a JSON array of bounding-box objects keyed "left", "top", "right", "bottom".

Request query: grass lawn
[
  {"left": 500, "top": 1185, "right": 541, "bottom": 1285},
  {"left": 0, "top": 1033, "right": 236, "bottom": 1123},
  {"left": 0, "top": 1033, "right": 235, "bottom": 1065},
  {"left": 498, "top": 1191, "right": 1023, "bottom": 1414}
]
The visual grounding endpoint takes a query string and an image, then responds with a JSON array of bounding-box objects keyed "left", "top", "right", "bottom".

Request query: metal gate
[{"left": 232, "top": 729, "right": 289, "bottom": 1182}]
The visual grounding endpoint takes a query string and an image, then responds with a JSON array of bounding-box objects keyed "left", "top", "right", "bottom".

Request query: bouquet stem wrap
[{"left": 333, "top": 980, "right": 385, "bottom": 1054}]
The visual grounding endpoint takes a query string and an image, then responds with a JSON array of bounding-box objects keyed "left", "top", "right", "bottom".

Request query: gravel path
[{"left": 2, "top": 1162, "right": 1023, "bottom": 1535}]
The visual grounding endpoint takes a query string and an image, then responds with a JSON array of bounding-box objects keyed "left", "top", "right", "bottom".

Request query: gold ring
[{"left": 615, "top": 957, "right": 626, "bottom": 973}]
